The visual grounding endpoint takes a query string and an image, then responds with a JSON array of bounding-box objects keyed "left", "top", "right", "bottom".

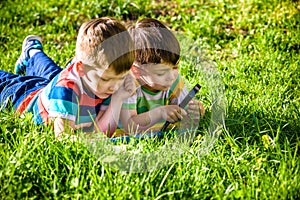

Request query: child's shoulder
[
  {"left": 50, "top": 66, "right": 83, "bottom": 95},
  {"left": 170, "top": 73, "right": 185, "bottom": 91},
  {"left": 168, "top": 73, "right": 187, "bottom": 100}
]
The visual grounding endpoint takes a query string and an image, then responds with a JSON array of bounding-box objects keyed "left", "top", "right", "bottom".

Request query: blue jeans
[{"left": 0, "top": 52, "right": 62, "bottom": 110}]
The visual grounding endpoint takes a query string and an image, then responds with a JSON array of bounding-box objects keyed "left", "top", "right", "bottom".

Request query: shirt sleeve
[
  {"left": 47, "top": 81, "right": 80, "bottom": 122},
  {"left": 168, "top": 74, "right": 189, "bottom": 106},
  {"left": 122, "top": 92, "right": 137, "bottom": 110}
]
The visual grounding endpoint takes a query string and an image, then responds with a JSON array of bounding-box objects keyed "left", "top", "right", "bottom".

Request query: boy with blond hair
[
  {"left": 0, "top": 17, "right": 135, "bottom": 138},
  {"left": 120, "top": 18, "right": 205, "bottom": 133}
]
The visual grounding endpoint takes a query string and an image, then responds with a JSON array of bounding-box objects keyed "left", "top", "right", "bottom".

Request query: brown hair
[
  {"left": 130, "top": 18, "right": 180, "bottom": 65},
  {"left": 76, "top": 17, "right": 134, "bottom": 74}
]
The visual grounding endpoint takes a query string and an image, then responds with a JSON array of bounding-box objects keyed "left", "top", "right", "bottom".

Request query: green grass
[{"left": 1, "top": 0, "right": 300, "bottom": 199}]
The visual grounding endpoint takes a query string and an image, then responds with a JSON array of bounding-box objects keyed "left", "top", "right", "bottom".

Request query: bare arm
[
  {"left": 94, "top": 95, "right": 124, "bottom": 136},
  {"left": 52, "top": 100, "right": 204, "bottom": 138},
  {"left": 51, "top": 99, "right": 124, "bottom": 139},
  {"left": 120, "top": 105, "right": 187, "bottom": 133},
  {"left": 53, "top": 118, "right": 98, "bottom": 140},
  {"left": 53, "top": 118, "right": 78, "bottom": 140},
  {"left": 53, "top": 95, "right": 128, "bottom": 138},
  {"left": 53, "top": 74, "right": 136, "bottom": 138},
  {"left": 51, "top": 97, "right": 127, "bottom": 139},
  {"left": 94, "top": 75, "right": 135, "bottom": 136}
]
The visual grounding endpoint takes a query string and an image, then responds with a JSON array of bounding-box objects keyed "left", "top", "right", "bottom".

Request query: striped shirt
[
  {"left": 122, "top": 74, "right": 188, "bottom": 116},
  {"left": 24, "top": 63, "right": 109, "bottom": 129}
]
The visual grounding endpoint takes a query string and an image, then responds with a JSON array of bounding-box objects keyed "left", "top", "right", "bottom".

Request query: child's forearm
[
  {"left": 95, "top": 95, "right": 123, "bottom": 136},
  {"left": 125, "top": 107, "right": 162, "bottom": 132},
  {"left": 53, "top": 118, "right": 78, "bottom": 141}
]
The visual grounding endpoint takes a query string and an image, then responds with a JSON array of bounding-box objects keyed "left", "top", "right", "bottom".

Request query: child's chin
[
  {"left": 98, "top": 93, "right": 111, "bottom": 98},
  {"left": 155, "top": 87, "right": 169, "bottom": 92},
  {"left": 160, "top": 85, "right": 171, "bottom": 91},
  {"left": 147, "top": 84, "right": 171, "bottom": 91}
]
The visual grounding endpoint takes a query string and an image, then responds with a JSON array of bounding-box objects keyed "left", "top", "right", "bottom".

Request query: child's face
[
  {"left": 81, "top": 65, "right": 129, "bottom": 99},
  {"left": 135, "top": 63, "right": 178, "bottom": 91}
]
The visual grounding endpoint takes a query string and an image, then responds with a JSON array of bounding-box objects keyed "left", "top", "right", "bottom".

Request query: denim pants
[{"left": 0, "top": 52, "right": 62, "bottom": 110}]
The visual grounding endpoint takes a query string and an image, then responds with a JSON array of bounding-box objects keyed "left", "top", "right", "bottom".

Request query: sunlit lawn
[{"left": 0, "top": 0, "right": 299, "bottom": 199}]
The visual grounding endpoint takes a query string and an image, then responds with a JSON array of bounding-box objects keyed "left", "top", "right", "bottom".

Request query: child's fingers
[
  {"left": 167, "top": 113, "right": 177, "bottom": 123},
  {"left": 127, "top": 85, "right": 135, "bottom": 95},
  {"left": 199, "top": 102, "right": 205, "bottom": 116},
  {"left": 169, "top": 112, "right": 181, "bottom": 122},
  {"left": 168, "top": 108, "right": 186, "bottom": 122},
  {"left": 188, "top": 101, "right": 199, "bottom": 112},
  {"left": 187, "top": 109, "right": 200, "bottom": 120},
  {"left": 179, "top": 108, "right": 187, "bottom": 116},
  {"left": 124, "top": 73, "right": 134, "bottom": 83},
  {"left": 188, "top": 100, "right": 205, "bottom": 116},
  {"left": 188, "top": 104, "right": 199, "bottom": 110},
  {"left": 124, "top": 75, "right": 136, "bottom": 94}
]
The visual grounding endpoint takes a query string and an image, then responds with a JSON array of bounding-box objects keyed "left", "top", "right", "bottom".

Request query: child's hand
[
  {"left": 161, "top": 105, "right": 187, "bottom": 123},
  {"left": 187, "top": 100, "right": 205, "bottom": 120},
  {"left": 176, "top": 100, "right": 204, "bottom": 129},
  {"left": 114, "top": 74, "right": 136, "bottom": 100}
]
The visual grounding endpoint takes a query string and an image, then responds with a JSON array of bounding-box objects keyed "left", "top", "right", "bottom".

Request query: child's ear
[{"left": 75, "top": 61, "right": 85, "bottom": 77}]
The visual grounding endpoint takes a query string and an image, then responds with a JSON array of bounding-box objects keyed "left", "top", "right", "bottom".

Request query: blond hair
[{"left": 76, "top": 17, "right": 134, "bottom": 74}]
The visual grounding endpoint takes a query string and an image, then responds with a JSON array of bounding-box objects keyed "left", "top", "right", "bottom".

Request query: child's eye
[
  {"left": 156, "top": 73, "right": 166, "bottom": 76},
  {"left": 100, "top": 77, "right": 109, "bottom": 82}
]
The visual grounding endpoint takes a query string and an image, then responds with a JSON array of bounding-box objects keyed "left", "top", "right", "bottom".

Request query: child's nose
[
  {"left": 166, "top": 72, "right": 175, "bottom": 81},
  {"left": 108, "top": 81, "right": 121, "bottom": 92}
]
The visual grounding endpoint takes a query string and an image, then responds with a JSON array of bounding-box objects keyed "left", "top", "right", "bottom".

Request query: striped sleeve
[
  {"left": 47, "top": 82, "right": 80, "bottom": 121},
  {"left": 122, "top": 93, "right": 137, "bottom": 110}
]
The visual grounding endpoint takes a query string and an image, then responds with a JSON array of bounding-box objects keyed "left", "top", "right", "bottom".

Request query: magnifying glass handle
[{"left": 160, "top": 84, "right": 201, "bottom": 132}]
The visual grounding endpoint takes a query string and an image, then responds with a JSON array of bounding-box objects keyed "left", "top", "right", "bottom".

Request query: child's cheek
[{"left": 173, "top": 70, "right": 178, "bottom": 78}]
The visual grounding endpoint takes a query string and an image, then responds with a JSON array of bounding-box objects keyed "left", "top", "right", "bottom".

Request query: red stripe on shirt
[
  {"left": 16, "top": 88, "right": 42, "bottom": 114},
  {"left": 80, "top": 93, "right": 103, "bottom": 106}
]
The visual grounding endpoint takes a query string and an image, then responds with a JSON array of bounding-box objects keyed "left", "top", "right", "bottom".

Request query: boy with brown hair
[
  {"left": 0, "top": 17, "right": 135, "bottom": 138},
  {"left": 120, "top": 18, "right": 205, "bottom": 133}
]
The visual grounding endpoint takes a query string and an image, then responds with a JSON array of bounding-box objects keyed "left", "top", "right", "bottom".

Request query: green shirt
[{"left": 122, "top": 74, "right": 188, "bottom": 115}]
